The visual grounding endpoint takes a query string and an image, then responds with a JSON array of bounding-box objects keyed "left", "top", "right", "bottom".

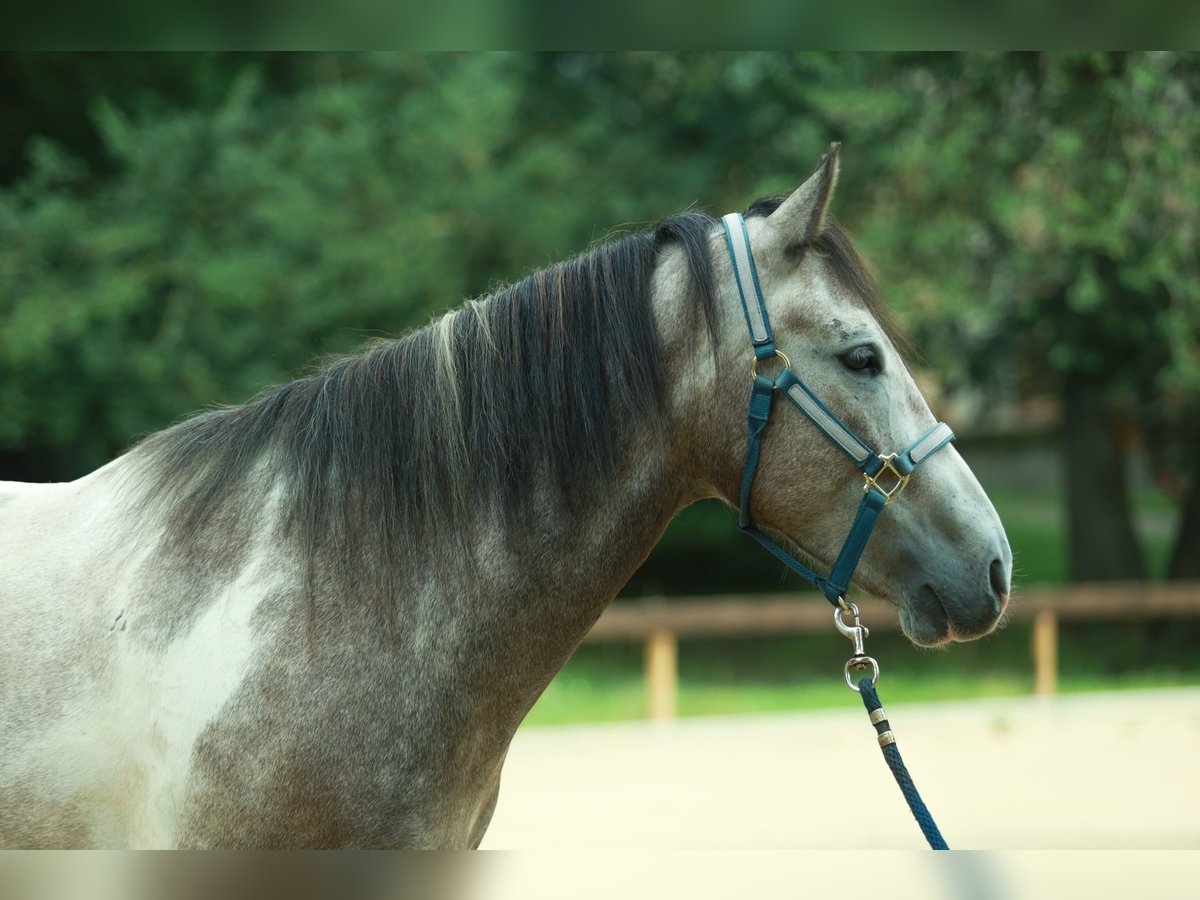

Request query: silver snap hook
[{"left": 833, "top": 601, "right": 880, "bottom": 692}]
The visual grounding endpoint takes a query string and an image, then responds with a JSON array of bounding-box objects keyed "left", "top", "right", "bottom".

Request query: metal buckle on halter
[
  {"left": 749, "top": 349, "right": 791, "bottom": 381},
  {"left": 863, "top": 453, "right": 910, "bottom": 505},
  {"left": 834, "top": 601, "right": 880, "bottom": 692}
]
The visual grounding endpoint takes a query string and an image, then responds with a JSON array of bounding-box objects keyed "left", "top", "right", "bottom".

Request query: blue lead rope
[
  {"left": 720, "top": 211, "right": 956, "bottom": 849},
  {"left": 858, "top": 678, "right": 949, "bottom": 850}
]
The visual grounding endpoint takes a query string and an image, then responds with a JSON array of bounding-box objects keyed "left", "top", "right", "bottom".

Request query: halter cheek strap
[{"left": 721, "top": 213, "right": 956, "bottom": 608}]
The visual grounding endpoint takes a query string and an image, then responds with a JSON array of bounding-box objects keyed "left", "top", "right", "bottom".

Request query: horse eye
[{"left": 840, "top": 345, "right": 880, "bottom": 375}]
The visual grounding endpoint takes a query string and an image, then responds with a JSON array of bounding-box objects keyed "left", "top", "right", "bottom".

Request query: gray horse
[{"left": 0, "top": 146, "right": 1010, "bottom": 848}]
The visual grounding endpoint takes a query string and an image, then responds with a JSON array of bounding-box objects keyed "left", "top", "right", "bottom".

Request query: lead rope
[{"left": 836, "top": 603, "right": 948, "bottom": 850}]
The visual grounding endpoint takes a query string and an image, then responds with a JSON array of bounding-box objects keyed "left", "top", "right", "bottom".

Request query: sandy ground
[{"left": 481, "top": 686, "right": 1200, "bottom": 850}]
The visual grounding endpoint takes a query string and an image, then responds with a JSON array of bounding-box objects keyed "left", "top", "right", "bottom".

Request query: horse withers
[{"left": 0, "top": 146, "right": 1011, "bottom": 847}]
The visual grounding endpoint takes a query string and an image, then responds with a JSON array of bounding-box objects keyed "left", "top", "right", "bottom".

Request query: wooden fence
[{"left": 584, "top": 581, "right": 1200, "bottom": 719}]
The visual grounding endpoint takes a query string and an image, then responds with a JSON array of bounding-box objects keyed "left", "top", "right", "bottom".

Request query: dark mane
[
  {"left": 136, "top": 211, "right": 721, "bottom": 604},
  {"left": 136, "top": 196, "right": 895, "bottom": 617}
]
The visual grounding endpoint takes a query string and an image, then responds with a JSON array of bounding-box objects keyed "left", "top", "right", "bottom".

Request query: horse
[{"left": 0, "top": 145, "right": 1011, "bottom": 848}]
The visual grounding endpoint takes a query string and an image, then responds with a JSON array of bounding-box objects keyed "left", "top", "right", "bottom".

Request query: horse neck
[
  {"left": 441, "top": 241, "right": 718, "bottom": 615},
  {"left": 418, "top": 273, "right": 720, "bottom": 732},
  {"left": 481, "top": 248, "right": 733, "bottom": 619},
  {"left": 462, "top": 407, "right": 687, "bottom": 643}
]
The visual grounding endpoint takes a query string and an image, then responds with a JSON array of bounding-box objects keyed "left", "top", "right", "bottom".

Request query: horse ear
[{"left": 767, "top": 142, "right": 841, "bottom": 245}]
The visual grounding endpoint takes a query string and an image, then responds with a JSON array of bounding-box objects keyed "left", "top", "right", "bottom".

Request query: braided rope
[{"left": 858, "top": 677, "right": 949, "bottom": 850}]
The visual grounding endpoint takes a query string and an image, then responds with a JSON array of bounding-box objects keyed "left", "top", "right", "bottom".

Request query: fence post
[
  {"left": 1033, "top": 608, "right": 1058, "bottom": 695},
  {"left": 646, "top": 627, "right": 678, "bottom": 720}
]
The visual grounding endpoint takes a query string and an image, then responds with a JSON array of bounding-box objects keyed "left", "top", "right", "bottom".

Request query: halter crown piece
[{"left": 721, "top": 212, "right": 955, "bottom": 850}]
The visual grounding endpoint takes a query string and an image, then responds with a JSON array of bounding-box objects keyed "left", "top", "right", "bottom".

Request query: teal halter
[{"left": 721, "top": 212, "right": 956, "bottom": 612}]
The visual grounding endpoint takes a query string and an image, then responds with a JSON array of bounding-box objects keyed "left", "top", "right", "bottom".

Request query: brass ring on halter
[{"left": 749, "top": 349, "right": 791, "bottom": 380}]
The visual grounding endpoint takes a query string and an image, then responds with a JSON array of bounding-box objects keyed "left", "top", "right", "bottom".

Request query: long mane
[
  {"left": 135, "top": 212, "right": 719, "bottom": 605},
  {"left": 134, "top": 199, "right": 885, "bottom": 617}
]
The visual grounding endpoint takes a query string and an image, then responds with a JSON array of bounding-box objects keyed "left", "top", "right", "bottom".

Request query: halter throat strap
[{"left": 720, "top": 213, "right": 955, "bottom": 607}]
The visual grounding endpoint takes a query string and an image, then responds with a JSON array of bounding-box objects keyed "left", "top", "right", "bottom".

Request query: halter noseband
[{"left": 721, "top": 212, "right": 955, "bottom": 614}]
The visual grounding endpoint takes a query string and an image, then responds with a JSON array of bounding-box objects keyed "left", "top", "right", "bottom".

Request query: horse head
[{"left": 673, "top": 146, "right": 1012, "bottom": 647}]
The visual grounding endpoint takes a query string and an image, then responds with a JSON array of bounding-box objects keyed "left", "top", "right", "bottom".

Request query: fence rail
[{"left": 584, "top": 581, "right": 1200, "bottom": 719}]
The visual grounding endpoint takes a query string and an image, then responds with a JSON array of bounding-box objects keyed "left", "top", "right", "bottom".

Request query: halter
[
  {"left": 722, "top": 212, "right": 955, "bottom": 626},
  {"left": 722, "top": 212, "right": 954, "bottom": 849}
]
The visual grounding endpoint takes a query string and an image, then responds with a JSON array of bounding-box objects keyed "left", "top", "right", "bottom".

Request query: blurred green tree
[
  {"left": 0, "top": 53, "right": 702, "bottom": 478},
  {"left": 0, "top": 52, "right": 837, "bottom": 485}
]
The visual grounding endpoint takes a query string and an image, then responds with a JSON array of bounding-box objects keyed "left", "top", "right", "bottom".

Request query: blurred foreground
[{"left": 1, "top": 846, "right": 1196, "bottom": 899}]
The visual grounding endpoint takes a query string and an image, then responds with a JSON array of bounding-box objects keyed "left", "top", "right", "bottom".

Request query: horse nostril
[{"left": 989, "top": 556, "right": 1010, "bottom": 613}]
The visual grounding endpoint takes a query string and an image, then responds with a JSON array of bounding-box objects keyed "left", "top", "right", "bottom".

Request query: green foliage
[
  {"left": 0, "top": 52, "right": 837, "bottom": 477},
  {"left": 825, "top": 53, "right": 1200, "bottom": 463},
  {"left": 0, "top": 53, "right": 717, "bottom": 475}
]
